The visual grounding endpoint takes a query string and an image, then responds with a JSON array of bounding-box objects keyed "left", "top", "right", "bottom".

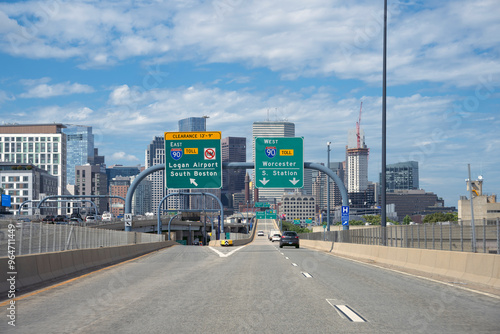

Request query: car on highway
[
  {"left": 69, "top": 217, "right": 83, "bottom": 225},
  {"left": 54, "top": 215, "right": 67, "bottom": 223},
  {"left": 42, "top": 215, "right": 56, "bottom": 222},
  {"left": 271, "top": 233, "right": 281, "bottom": 242},
  {"left": 257, "top": 230, "right": 265, "bottom": 236},
  {"left": 279, "top": 231, "right": 300, "bottom": 248},
  {"left": 85, "top": 215, "right": 96, "bottom": 223}
]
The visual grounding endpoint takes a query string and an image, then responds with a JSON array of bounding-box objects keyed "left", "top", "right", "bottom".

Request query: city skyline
[{"left": 0, "top": 1, "right": 498, "bottom": 207}]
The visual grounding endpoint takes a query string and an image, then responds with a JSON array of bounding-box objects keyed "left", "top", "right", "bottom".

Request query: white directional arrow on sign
[
  {"left": 289, "top": 178, "right": 300, "bottom": 185},
  {"left": 190, "top": 178, "right": 198, "bottom": 186},
  {"left": 259, "top": 178, "right": 270, "bottom": 185}
]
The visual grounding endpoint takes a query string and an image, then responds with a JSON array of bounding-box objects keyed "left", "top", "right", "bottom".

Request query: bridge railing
[
  {"left": 299, "top": 219, "right": 500, "bottom": 254},
  {"left": 0, "top": 220, "right": 165, "bottom": 256}
]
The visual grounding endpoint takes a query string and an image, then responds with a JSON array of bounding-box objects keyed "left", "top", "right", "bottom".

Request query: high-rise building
[
  {"left": 63, "top": 125, "right": 94, "bottom": 186},
  {"left": 252, "top": 121, "right": 295, "bottom": 202},
  {"left": 0, "top": 162, "right": 58, "bottom": 216},
  {"left": 345, "top": 122, "right": 372, "bottom": 207},
  {"left": 382, "top": 161, "right": 419, "bottom": 192},
  {"left": 0, "top": 124, "right": 67, "bottom": 199},
  {"left": 109, "top": 176, "right": 130, "bottom": 217},
  {"left": 145, "top": 136, "right": 169, "bottom": 213},
  {"left": 178, "top": 117, "right": 208, "bottom": 132},
  {"left": 312, "top": 162, "right": 344, "bottom": 216},
  {"left": 106, "top": 164, "right": 141, "bottom": 190},
  {"left": 75, "top": 164, "right": 108, "bottom": 214},
  {"left": 221, "top": 137, "right": 246, "bottom": 208},
  {"left": 130, "top": 174, "right": 151, "bottom": 216}
]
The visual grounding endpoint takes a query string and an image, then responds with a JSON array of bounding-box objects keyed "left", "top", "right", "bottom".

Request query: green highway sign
[
  {"left": 293, "top": 219, "right": 301, "bottom": 225},
  {"left": 265, "top": 209, "right": 277, "bottom": 219},
  {"left": 255, "top": 137, "right": 304, "bottom": 188},
  {"left": 256, "top": 210, "right": 277, "bottom": 219},
  {"left": 255, "top": 202, "right": 270, "bottom": 208},
  {"left": 305, "top": 218, "right": 313, "bottom": 224},
  {"left": 165, "top": 131, "right": 222, "bottom": 189}
]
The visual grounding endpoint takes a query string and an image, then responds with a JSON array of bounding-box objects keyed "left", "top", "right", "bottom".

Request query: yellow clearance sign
[
  {"left": 164, "top": 131, "right": 221, "bottom": 140},
  {"left": 280, "top": 149, "right": 294, "bottom": 156}
]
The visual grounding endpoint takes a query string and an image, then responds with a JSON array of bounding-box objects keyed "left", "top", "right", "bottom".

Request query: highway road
[{"left": 2, "top": 220, "right": 499, "bottom": 333}]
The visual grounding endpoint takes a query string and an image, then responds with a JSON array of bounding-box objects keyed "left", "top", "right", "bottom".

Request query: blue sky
[{"left": 0, "top": 0, "right": 499, "bottom": 207}]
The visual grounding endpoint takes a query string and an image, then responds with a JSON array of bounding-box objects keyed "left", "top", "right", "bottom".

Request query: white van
[{"left": 102, "top": 212, "right": 114, "bottom": 222}]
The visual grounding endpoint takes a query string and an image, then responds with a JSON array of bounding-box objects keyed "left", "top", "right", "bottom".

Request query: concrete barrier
[
  {"left": 0, "top": 241, "right": 177, "bottom": 295},
  {"left": 300, "top": 240, "right": 500, "bottom": 290}
]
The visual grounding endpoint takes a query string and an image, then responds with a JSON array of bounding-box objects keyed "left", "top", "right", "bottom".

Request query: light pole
[
  {"left": 327, "top": 142, "right": 331, "bottom": 232},
  {"left": 246, "top": 200, "right": 249, "bottom": 232}
]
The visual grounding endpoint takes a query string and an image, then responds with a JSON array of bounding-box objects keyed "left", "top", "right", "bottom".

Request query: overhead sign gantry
[{"left": 165, "top": 131, "right": 222, "bottom": 189}]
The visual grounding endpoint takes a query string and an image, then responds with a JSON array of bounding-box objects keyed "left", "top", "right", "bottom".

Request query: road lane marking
[
  {"left": 285, "top": 257, "right": 289, "bottom": 260},
  {"left": 292, "top": 263, "right": 298, "bottom": 267},
  {"left": 326, "top": 300, "right": 366, "bottom": 322},
  {"left": 302, "top": 272, "right": 312, "bottom": 278},
  {"left": 207, "top": 245, "right": 246, "bottom": 258},
  {"left": 333, "top": 305, "right": 367, "bottom": 322}
]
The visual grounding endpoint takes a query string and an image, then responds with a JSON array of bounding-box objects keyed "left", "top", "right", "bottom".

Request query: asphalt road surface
[{"left": 1, "top": 220, "right": 499, "bottom": 333}]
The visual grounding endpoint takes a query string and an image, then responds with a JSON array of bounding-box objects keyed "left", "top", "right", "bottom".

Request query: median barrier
[
  {"left": 0, "top": 240, "right": 177, "bottom": 296},
  {"left": 300, "top": 239, "right": 500, "bottom": 291},
  {"left": 16, "top": 255, "right": 41, "bottom": 291},
  {"left": 463, "top": 253, "right": 496, "bottom": 286},
  {"left": 36, "top": 253, "right": 54, "bottom": 282}
]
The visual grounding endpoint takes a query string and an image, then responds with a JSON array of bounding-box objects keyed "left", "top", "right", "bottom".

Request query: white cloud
[
  {"left": 19, "top": 80, "right": 94, "bottom": 98},
  {"left": 111, "top": 151, "right": 139, "bottom": 162},
  {"left": 0, "top": 1, "right": 498, "bottom": 87}
]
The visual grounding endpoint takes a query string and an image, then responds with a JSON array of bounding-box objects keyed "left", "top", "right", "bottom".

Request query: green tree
[
  {"left": 403, "top": 215, "right": 412, "bottom": 225},
  {"left": 281, "top": 221, "right": 311, "bottom": 234},
  {"left": 423, "top": 212, "right": 458, "bottom": 224}
]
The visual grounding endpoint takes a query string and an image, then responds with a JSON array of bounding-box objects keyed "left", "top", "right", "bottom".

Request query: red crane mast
[{"left": 356, "top": 101, "right": 362, "bottom": 148}]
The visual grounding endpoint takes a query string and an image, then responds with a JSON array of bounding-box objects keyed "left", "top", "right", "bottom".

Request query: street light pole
[{"left": 327, "top": 142, "right": 331, "bottom": 232}]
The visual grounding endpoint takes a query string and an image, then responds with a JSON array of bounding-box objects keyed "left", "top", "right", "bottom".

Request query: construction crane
[{"left": 356, "top": 101, "right": 363, "bottom": 148}]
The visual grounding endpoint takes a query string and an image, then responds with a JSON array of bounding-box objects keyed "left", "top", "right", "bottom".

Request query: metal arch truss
[
  {"left": 18, "top": 199, "right": 99, "bottom": 216},
  {"left": 125, "top": 162, "right": 349, "bottom": 232},
  {"left": 37, "top": 195, "right": 126, "bottom": 214},
  {"left": 157, "top": 192, "right": 224, "bottom": 239}
]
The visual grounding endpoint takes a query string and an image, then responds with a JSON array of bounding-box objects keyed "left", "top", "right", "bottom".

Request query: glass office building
[
  {"left": 178, "top": 117, "right": 207, "bottom": 132},
  {"left": 63, "top": 125, "right": 94, "bottom": 185}
]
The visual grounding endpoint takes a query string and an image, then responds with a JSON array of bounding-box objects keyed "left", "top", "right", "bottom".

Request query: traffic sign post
[
  {"left": 341, "top": 205, "right": 350, "bottom": 230},
  {"left": 124, "top": 213, "right": 133, "bottom": 227},
  {"left": 255, "top": 137, "right": 304, "bottom": 188},
  {"left": 165, "top": 132, "right": 222, "bottom": 189}
]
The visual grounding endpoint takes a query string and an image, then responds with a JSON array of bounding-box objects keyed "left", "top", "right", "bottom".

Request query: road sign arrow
[
  {"left": 259, "top": 178, "right": 270, "bottom": 185},
  {"left": 190, "top": 178, "right": 198, "bottom": 186},
  {"left": 289, "top": 178, "right": 300, "bottom": 185}
]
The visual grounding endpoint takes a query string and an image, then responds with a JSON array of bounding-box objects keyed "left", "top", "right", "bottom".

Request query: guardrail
[
  {"left": 0, "top": 220, "right": 165, "bottom": 256},
  {"left": 300, "top": 220, "right": 500, "bottom": 254}
]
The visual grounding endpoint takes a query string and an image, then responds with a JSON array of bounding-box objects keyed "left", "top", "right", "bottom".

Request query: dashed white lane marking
[
  {"left": 292, "top": 263, "right": 298, "bottom": 267},
  {"left": 327, "top": 300, "right": 367, "bottom": 322},
  {"left": 285, "top": 257, "right": 289, "bottom": 260},
  {"left": 207, "top": 246, "right": 246, "bottom": 258},
  {"left": 302, "top": 272, "right": 313, "bottom": 278}
]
